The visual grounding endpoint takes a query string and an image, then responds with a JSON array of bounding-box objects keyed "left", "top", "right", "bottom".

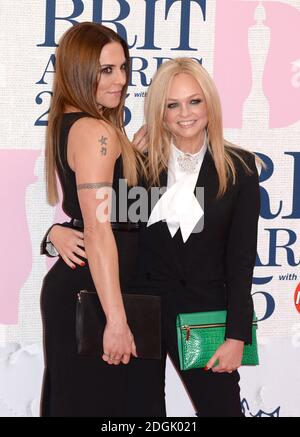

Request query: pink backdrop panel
[{"left": 0, "top": 150, "right": 40, "bottom": 324}]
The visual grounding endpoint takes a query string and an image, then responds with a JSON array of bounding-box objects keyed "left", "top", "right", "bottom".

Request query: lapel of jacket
[{"left": 151, "top": 151, "right": 217, "bottom": 277}]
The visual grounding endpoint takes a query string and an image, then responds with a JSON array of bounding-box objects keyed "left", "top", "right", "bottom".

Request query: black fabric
[
  {"left": 41, "top": 258, "right": 166, "bottom": 417},
  {"left": 40, "top": 112, "right": 166, "bottom": 417}
]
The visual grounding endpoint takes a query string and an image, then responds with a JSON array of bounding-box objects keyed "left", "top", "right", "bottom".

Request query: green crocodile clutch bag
[{"left": 176, "top": 310, "right": 259, "bottom": 371}]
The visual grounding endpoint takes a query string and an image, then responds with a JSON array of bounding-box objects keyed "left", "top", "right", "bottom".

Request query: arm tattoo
[
  {"left": 77, "top": 182, "right": 112, "bottom": 191},
  {"left": 99, "top": 135, "right": 108, "bottom": 145},
  {"left": 99, "top": 136, "right": 108, "bottom": 156}
]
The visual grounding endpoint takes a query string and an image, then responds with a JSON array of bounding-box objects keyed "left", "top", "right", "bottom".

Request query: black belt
[{"left": 71, "top": 218, "right": 140, "bottom": 231}]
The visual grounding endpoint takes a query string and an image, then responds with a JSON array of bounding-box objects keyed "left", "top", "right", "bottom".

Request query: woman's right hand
[
  {"left": 102, "top": 319, "right": 137, "bottom": 365},
  {"left": 49, "top": 224, "right": 87, "bottom": 269},
  {"left": 132, "top": 125, "right": 148, "bottom": 152}
]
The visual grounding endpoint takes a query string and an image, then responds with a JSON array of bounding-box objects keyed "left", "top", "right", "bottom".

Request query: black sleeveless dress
[{"left": 40, "top": 112, "right": 166, "bottom": 417}]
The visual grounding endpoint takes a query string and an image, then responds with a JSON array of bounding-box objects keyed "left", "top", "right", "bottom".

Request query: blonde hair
[
  {"left": 145, "top": 58, "right": 260, "bottom": 197},
  {"left": 46, "top": 22, "right": 142, "bottom": 205}
]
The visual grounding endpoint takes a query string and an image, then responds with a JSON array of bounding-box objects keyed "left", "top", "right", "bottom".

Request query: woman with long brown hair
[{"left": 40, "top": 22, "right": 165, "bottom": 417}]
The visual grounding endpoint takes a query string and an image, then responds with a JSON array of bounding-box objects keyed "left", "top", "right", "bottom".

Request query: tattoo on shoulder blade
[
  {"left": 77, "top": 182, "right": 113, "bottom": 191},
  {"left": 100, "top": 146, "right": 107, "bottom": 156}
]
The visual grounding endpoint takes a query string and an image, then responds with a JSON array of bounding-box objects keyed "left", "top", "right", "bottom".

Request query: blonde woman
[
  {"left": 40, "top": 22, "right": 165, "bottom": 417},
  {"left": 45, "top": 58, "right": 260, "bottom": 417},
  {"left": 129, "top": 58, "right": 260, "bottom": 416}
]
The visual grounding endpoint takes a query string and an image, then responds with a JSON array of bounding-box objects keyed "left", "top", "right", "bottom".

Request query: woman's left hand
[{"left": 204, "top": 338, "right": 244, "bottom": 373}]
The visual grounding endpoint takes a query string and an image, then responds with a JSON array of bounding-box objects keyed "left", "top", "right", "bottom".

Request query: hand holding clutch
[
  {"left": 204, "top": 338, "right": 245, "bottom": 373},
  {"left": 76, "top": 290, "right": 161, "bottom": 360},
  {"left": 176, "top": 310, "right": 259, "bottom": 371}
]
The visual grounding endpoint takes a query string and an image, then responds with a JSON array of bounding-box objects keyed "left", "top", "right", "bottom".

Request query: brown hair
[
  {"left": 46, "top": 22, "right": 141, "bottom": 205},
  {"left": 145, "top": 58, "right": 262, "bottom": 197}
]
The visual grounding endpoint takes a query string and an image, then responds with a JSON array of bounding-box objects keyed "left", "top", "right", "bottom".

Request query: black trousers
[{"left": 129, "top": 287, "right": 244, "bottom": 417}]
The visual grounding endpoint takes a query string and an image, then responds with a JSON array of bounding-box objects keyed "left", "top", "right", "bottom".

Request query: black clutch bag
[{"left": 76, "top": 290, "right": 161, "bottom": 359}]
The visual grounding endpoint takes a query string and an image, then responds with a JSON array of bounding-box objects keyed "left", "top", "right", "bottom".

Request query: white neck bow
[{"left": 147, "top": 139, "right": 207, "bottom": 243}]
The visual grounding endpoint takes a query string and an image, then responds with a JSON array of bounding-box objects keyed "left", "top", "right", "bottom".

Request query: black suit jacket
[{"left": 131, "top": 148, "right": 260, "bottom": 344}]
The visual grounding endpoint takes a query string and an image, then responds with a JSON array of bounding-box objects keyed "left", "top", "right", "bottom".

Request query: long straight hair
[
  {"left": 145, "top": 58, "right": 260, "bottom": 197},
  {"left": 46, "top": 22, "right": 141, "bottom": 205}
]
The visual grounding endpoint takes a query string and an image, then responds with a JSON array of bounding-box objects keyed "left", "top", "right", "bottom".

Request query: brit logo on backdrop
[
  {"left": 213, "top": 0, "right": 300, "bottom": 324},
  {"left": 3, "top": 0, "right": 299, "bottom": 326},
  {"left": 35, "top": 0, "right": 207, "bottom": 126},
  {"left": 36, "top": 0, "right": 300, "bottom": 324}
]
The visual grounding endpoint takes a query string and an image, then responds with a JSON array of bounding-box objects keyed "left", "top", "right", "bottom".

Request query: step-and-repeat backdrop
[{"left": 0, "top": 0, "right": 299, "bottom": 417}]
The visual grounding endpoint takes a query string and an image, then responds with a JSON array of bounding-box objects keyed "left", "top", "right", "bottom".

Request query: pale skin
[
  {"left": 49, "top": 72, "right": 244, "bottom": 373},
  {"left": 57, "top": 41, "right": 137, "bottom": 367}
]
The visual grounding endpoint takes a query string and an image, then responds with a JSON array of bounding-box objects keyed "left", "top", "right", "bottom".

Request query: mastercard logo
[{"left": 294, "top": 282, "right": 300, "bottom": 314}]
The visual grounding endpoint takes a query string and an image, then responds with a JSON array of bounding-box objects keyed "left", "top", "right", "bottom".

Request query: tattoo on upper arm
[
  {"left": 99, "top": 136, "right": 108, "bottom": 156},
  {"left": 99, "top": 136, "right": 108, "bottom": 145},
  {"left": 77, "top": 182, "right": 113, "bottom": 191}
]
